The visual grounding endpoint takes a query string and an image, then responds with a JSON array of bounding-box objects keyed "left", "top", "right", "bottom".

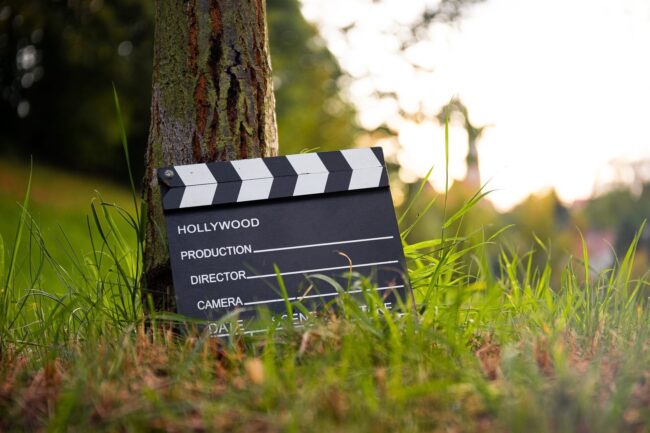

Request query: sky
[{"left": 300, "top": 0, "right": 650, "bottom": 211}]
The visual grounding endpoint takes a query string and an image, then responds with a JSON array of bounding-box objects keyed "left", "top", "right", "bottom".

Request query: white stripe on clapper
[
  {"left": 231, "top": 158, "right": 274, "bottom": 202},
  {"left": 175, "top": 164, "right": 217, "bottom": 208},
  {"left": 180, "top": 184, "right": 217, "bottom": 208},
  {"left": 341, "top": 148, "right": 383, "bottom": 190},
  {"left": 174, "top": 163, "right": 217, "bottom": 185},
  {"left": 286, "top": 153, "right": 329, "bottom": 196}
]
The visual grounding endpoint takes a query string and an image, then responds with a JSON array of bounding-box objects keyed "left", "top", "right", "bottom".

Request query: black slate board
[{"left": 158, "top": 147, "right": 410, "bottom": 336}]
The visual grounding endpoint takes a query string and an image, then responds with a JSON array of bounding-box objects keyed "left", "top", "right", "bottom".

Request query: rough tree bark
[{"left": 142, "top": 0, "right": 278, "bottom": 312}]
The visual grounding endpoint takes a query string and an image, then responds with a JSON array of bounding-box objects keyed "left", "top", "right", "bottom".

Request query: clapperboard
[{"left": 158, "top": 147, "right": 410, "bottom": 336}]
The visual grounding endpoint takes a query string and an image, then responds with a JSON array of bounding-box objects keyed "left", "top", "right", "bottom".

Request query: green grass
[
  {"left": 1, "top": 96, "right": 649, "bottom": 432},
  {"left": 0, "top": 159, "right": 140, "bottom": 350},
  {"left": 1, "top": 158, "right": 650, "bottom": 432},
  {"left": 0, "top": 159, "right": 136, "bottom": 296}
]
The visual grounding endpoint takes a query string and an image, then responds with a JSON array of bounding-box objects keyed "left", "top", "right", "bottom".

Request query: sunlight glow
[{"left": 301, "top": 0, "right": 650, "bottom": 210}]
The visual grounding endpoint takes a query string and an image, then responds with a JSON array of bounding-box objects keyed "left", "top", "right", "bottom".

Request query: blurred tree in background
[
  {"left": 582, "top": 185, "right": 650, "bottom": 256},
  {"left": 268, "top": 0, "right": 357, "bottom": 155},
  {"left": 0, "top": 0, "right": 154, "bottom": 177},
  {"left": 0, "top": 0, "right": 356, "bottom": 179}
]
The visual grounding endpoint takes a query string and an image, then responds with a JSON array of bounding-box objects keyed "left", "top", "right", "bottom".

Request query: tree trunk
[{"left": 142, "top": 0, "right": 278, "bottom": 312}]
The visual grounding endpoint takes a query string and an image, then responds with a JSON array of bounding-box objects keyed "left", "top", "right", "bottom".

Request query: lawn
[
  {"left": 0, "top": 158, "right": 136, "bottom": 295},
  {"left": 1, "top": 161, "right": 649, "bottom": 432}
]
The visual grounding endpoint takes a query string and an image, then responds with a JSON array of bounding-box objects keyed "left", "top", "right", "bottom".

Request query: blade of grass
[
  {"left": 579, "top": 228, "right": 589, "bottom": 285},
  {"left": 274, "top": 265, "right": 293, "bottom": 319},
  {"left": 0, "top": 233, "right": 4, "bottom": 288},
  {"left": 112, "top": 84, "right": 140, "bottom": 222},
  {"left": 398, "top": 166, "right": 434, "bottom": 226},
  {"left": 5, "top": 158, "right": 33, "bottom": 290},
  {"left": 441, "top": 102, "right": 450, "bottom": 245},
  {"left": 442, "top": 186, "right": 493, "bottom": 229}
]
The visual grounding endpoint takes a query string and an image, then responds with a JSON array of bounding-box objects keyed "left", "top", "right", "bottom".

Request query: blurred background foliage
[
  {"left": 0, "top": 0, "right": 154, "bottom": 177},
  {"left": 0, "top": 0, "right": 357, "bottom": 179},
  {"left": 0, "top": 0, "right": 649, "bottom": 288}
]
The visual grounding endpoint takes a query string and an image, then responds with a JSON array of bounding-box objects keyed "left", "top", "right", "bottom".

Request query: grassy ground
[
  {"left": 0, "top": 159, "right": 136, "bottom": 295},
  {"left": 1, "top": 162, "right": 650, "bottom": 432}
]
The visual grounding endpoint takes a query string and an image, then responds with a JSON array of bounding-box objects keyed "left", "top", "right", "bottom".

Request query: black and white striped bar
[{"left": 158, "top": 147, "right": 389, "bottom": 210}]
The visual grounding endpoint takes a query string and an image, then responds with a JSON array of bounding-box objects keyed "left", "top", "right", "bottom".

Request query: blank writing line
[
  {"left": 253, "top": 236, "right": 394, "bottom": 254},
  {"left": 214, "top": 328, "right": 272, "bottom": 338},
  {"left": 213, "top": 325, "right": 305, "bottom": 338},
  {"left": 244, "top": 284, "right": 404, "bottom": 306},
  {"left": 246, "top": 260, "right": 399, "bottom": 280}
]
